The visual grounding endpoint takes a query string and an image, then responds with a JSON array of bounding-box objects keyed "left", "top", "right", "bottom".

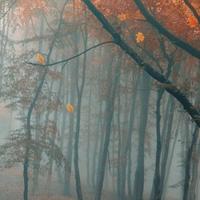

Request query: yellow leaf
[
  {"left": 136, "top": 32, "right": 145, "bottom": 43},
  {"left": 36, "top": 53, "right": 45, "bottom": 65},
  {"left": 66, "top": 103, "right": 74, "bottom": 113}
]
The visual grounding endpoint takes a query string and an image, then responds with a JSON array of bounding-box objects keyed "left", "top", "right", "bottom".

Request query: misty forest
[{"left": 0, "top": 0, "right": 200, "bottom": 200}]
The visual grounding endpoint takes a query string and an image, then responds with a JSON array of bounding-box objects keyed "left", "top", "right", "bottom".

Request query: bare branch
[{"left": 26, "top": 41, "right": 114, "bottom": 67}]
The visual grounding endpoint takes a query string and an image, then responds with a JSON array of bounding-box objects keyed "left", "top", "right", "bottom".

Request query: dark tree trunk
[
  {"left": 183, "top": 126, "right": 199, "bottom": 200},
  {"left": 95, "top": 53, "right": 121, "bottom": 200},
  {"left": 133, "top": 71, "right": 151, "bottom": 200}
]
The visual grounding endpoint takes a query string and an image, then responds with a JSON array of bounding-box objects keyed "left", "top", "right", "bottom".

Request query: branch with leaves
[
  {"left": 183, "top": 0, "right": 200, "bottom": 24},
  {"left": 134, "top": 0, "right": 200, "bottom": 59},
  {"left": 82, "top": 0, "right": 200, "bottom": 128},
  {"left": 27, "top": 41, "right": 114, "bottom": 67}
]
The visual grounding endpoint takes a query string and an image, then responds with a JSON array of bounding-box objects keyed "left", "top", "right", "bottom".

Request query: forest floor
[{"left": 0, "top": 167, "right": 178, "bottom": 200}]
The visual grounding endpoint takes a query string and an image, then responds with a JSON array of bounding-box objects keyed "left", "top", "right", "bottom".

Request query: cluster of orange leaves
[
  {"left": 135, "top": 32, "right": 145, "bottom": 43},
  {"left": 172, "top": 0, "right": 199, "bottom": 28},
  {"left": 187, "top": 15, "right": 198, "bottom": 28},
  {"left": 14, "top": 0, "right": 199, "bottom": 48},
  {"left": 92, "top": 0, "right": 200, "bottom": 48}
]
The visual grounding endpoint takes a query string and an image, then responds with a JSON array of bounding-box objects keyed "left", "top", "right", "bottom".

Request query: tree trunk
[
  {"left": 133, "top": 71, "right": 151, "bottom": 200},
  {"left": 95, "top": 53, "right": 121, "bottom": 200}
]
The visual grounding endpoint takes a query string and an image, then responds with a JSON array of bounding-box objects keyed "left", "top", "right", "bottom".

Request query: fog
[{"left": 0, "top": 1, "right": 199, "bottom": 200}]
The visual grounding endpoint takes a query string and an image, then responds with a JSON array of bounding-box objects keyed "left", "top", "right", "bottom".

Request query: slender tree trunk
[
  {"left": 23, "top": 3, "right": 68, "bottom": 199},
  {"left": 47, "top": 66, "right": 63, "bottom": 192},
  {"left": 73, "top": 26, "right": 88, "bottom": 200},
  {"left": 32, "top": 112, "right": 41, "bottom": 195},
  {"left": 183, "top": 126, "right": 199, "bottom": 200},
  {"left": 133, "top": 71, "right": 151, "bottom": 200},
  {"left": 162, "top": 115, "right": 181, "bottom": 199},
  {"left": 86, "top": 87, "right": 92, "bottom": 185},
  {"left": 159, "top": 96, "right": 175, "bottom": 195},
  {"left": 151, "top": 89, "right": 163, "bottom": 200},
  {"left": 126, "top": 73, "right": 139, "bottom": 200},
  {"left": 188, "top": 139, "right": 200, "bottom": 200},
  {"left": 32, "top": 15, "right": 44, "bottom": 195},
  {"left": 95, "top": 53, "right": 121, "bottom": 200},
  {"left": 119, "top": 72, "right": 139, "bottom": 200}
]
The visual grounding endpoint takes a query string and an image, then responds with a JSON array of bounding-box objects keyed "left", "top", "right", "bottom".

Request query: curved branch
[
  {"left": 183, "top": 0, "right": 200, "bottom": 24},
  {"left": 27, "top": 41, "right": 114, "bottom": 67},
  {"left": 82, "top": 0, "right": 200, "bottom": 128},
  {"left": 134, "top": 0, "right": 200, "bottom": 59}
]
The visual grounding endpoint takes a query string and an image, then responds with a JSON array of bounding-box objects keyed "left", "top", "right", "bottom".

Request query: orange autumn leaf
[
  {"left": 136, "top": 32, "right": 145, "bottom": 43},
  {"left": 118, "top": 13, "right": 127, "bottom": 21},
  {"left": 187, "top": 15, "right": 198, "bottom": 28},
  {"left": 36, "top": 53, "right": 45, "bottom": 65},
  {"left": 66, "top": 103, "right": 74, "bottom": 113}
]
